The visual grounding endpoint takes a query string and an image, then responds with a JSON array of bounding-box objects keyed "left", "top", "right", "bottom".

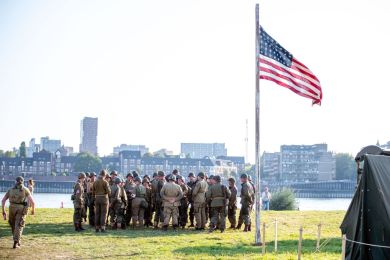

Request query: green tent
[{"left": 340, "top": 154, "right": 390, "bottom": 259}]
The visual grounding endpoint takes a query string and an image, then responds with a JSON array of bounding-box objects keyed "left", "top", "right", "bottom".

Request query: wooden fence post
[
  {"left": 341, "top": 234, "right": 346, "bottom": 260},
  {"left": 274, "top": 218, "right": 278, "bottom": 252},
  {"left": 316, "top": 223, "right": 322, "bottom": 251},
  {"left": 262, "top": 222, "right": 266, "bottom": 255},
  {"left": 298, "top": 226, "right": 303, "bottom": 260}
]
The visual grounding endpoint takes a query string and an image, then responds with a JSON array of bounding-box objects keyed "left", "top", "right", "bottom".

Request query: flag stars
[{"left": 259, "top": 27, "right": 293, "bottom": 67}]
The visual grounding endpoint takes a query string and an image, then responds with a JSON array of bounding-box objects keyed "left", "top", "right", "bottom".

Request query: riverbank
[
  {"left": 0, "top": 192, "right": 352, "bottom": 210},
  {"left": 0, "top": 209, "right": 344, "bottom": 259}
]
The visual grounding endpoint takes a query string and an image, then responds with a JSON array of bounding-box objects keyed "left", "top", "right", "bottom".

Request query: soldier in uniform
[
  {"left": 87, "top": 172, "right": 96, "bottom": 227},
  {"left": 177, "top": 175, "right": 190, "bottom": 229},
  {"left": 93, "top": 170, "right": 111, "bottom": 232},
  {"left": 160, "top": 175, "right": 183, "bottom": 231},
  {"left": 187, "top": 172, "right": 196, "bottom": 227},
  {"left": 227, "top": 177, "right": 238, "bottom": 229},
  {"left": 117, "top": 178, "right": 128, "bottom": 229},
  {"left": 142, "top": 178, "right": 153, "bottom": 227},
  {"left": 73, "top": 172, "right": 86, "bottom": 232},
  {"left": 150, "top": 172, "right": 158, "bottom": 220},
  {"left": 109, "top": 171, "right": 118, "bottom": 186},
  {"left": 124, "top": 172, "right": 136, "bottom": 227},
  {"left": 192, "top": 172, "right": 208, "bottom": 230},
  {"left": 131, "top": 177, "right": 147, "bottom": 228},
  {"left": 206, "top": 175, "right": 214, "bottom": 224},
  {"left": 152, "top": 171, "right": 165, "bottom": 229},
  {"left": 83, "top": 172, "right": 90, "bottom": 222},
  {"left": 2, "top": 176, "right": 35, "bottom": 249},
  {"left": 206, "top": 175, "right": 231, "bottom": 233},
  {"left": 109, "top": 176, "right": 120, "bottom": 229},
  {"left": 236, "top": 173, "right": 254, "bottom": 232}
]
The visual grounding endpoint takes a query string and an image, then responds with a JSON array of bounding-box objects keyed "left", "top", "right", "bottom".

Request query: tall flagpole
[{"left": 254, "top": 3, "right": 262, "bottom": 246}]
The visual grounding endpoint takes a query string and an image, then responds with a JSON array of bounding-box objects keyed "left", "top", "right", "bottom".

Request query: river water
[{"left": 0, "top": 192, "right": 352, "bottom": 211}]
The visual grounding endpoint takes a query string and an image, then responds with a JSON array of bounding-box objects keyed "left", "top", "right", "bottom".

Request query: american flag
[{"left": 259, "top": 27, "right": 322, "bottom": 105}]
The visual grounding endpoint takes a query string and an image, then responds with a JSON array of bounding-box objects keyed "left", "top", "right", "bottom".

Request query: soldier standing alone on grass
[
  {"left": 93, "top": 170, "right": 111, "bottom": 232},
  {"left": 2, "top": 176, "right": 35, "bottom": 249},
  {"left": 236, "top": 173, "right": 254, "bottom": 232}
]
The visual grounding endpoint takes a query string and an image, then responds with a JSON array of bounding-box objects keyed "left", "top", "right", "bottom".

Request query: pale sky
[{"left": 1, "top": 0, "right": 389, "bottom": 162}]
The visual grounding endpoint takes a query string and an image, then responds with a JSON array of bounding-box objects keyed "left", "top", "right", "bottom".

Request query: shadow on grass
[
  {"left": 173, "top": 238, "right": 342, "bottom": 256},
  {"left": 2, "top": 222, "right": 214, "bottom": 238}
]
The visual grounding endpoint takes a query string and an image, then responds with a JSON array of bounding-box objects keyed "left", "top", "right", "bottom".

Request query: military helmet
[
  {"left": 79, "top": 172, "right": 86, "bottom": 179},
  {"left": 90, "top": 172, "right": 96, "bottom": 177},
  {"left": 172, "top": 169, "right": 178, "bottom": 175},
  {"left": 134, "top": 176, "right": 142, "bottom": 183},
  {"left": 114, "top": 177, "right": 121, "bottom": 184},
  {"left": 213, "top": 175, "right": 221, "bottom": 182},
  {"left": 152, "top": 172, "right": 158, "bottom": 178},
  {"left": 197, "top": 172, "right": 205, "bottom": 178},
  {"left": 157, "top": 171, "right": 165, "bottom": 177},
  {"left": 209, "top": 175, "right": 214, "bottom": 180},
  {"left": 99, "top": 170, "right": 107, "bottom": 177},
  {"left": 143, "top": 175, "right": 150, "bottom": 181},
  {"left": 177, "top": 175, "right": 185, "bottom": 183},
  {"left": 126, "top": 172, "right": 133, "bottom": 178},
  {"left": 188, "top": 172, "right": 195, "bottom": 178},
  {"left": 85, "top": 172, "right": 90, "bottom": 178},
  {"left": 240, "top": 173, "right": 248, "bottom": 179},
  {"left": 110, "top": 170, "right": 118, "bottom": 176},
  {"left": 228, "top": 177, "right": 236, "bottom": 183},
  {"left": 132, "top": 171, "right": 139, "bottom": 178},
  {"left": 168, "top": 174, "right": 176, "bottom": 182},
  {"left": 15, "top": 176, "right": 24, "bottom": 184}
]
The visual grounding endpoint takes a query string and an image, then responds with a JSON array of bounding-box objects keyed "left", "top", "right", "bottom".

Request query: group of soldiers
[{"left": 73, "top": 169, "right": 255, "bottom": 233}]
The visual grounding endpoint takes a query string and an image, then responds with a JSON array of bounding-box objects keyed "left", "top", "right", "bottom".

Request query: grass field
[{"left": 0, "top": 209, "right": 345, "bottom": 259}]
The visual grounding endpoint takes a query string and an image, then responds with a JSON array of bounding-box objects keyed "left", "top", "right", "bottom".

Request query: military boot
[
  {"left": 162, "top": 225, "right": 168, "bottom": 231},
  {"left": 74, "top": 223, "right": 79, "bottom": 231},
  {"left": 243, "top": 225, "right": 249, "bottom": 232},
  {"left": 236, "top": 221, "right": 243, "bottom": 230},
  {"left": 248, "top": 224, "right": 251, "bottom": 231},
  {"left": 229, "top": 224, "right": 236, "bottom": 229},
  {"left": 79, "top": 222, "right": 85, "bottom": 231},
  {"left": 208, "top": 224, "right": 216, "bottom": 233},
  {"left": 13, "top": 241, "right": 20, "bottom": 249}
]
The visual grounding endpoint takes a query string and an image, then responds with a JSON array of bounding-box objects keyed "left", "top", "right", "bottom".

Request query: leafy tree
[
  {"left": 0, "top": 150, "right": 4, "bottom": 157},
  {"left": 335, "top": 153, "right": 356, "bottom": 180},
  {"left": 269, "top": 188, "right": 297, "bottom": 210},
  {"left": 143, "top": 152, "right": 153, "bottom": 158},
  {"left": 19, "top": 142, "right": 26, "bottom": 158},
  {"left": 4, "top": 151, "right": 16, "bottom": 158},
  {"left": 74, "top": 152, "right": 102, "bottom": 173}
]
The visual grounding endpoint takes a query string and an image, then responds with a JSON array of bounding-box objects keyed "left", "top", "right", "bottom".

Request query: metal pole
[
  {"left": 274, "top": 218, "right": 278, "bottom": 252},
  {"left": 316, "top": 223, "right": 322, "bottom": 251},
  {"left": 298, "top": 226, "right": 303, "bottom": 260},
  {"left": 254, "top": 3, "right": 262, "bottom": 246},
  {"left": 262, "top": 222, "right": 266, "bottom": 254}
]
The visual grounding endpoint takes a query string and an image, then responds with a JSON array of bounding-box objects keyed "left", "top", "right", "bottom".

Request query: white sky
[{"left": 0, "top": 0, "right": 389, "bottom": 163}]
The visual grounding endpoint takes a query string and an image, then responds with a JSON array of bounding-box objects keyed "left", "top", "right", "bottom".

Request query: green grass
[{"left": 0, "top": 209, "right": 345, "bottom": 259}]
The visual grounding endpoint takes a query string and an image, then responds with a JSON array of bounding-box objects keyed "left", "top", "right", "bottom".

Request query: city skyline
[{"left": 1, "top": 1, "right": 390, "bottom": 163}]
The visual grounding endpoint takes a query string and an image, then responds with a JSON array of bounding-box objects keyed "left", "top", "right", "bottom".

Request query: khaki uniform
[
  {"left": 6, "top": 185, "right": 31, "bottom": 243},
  {"left": 92, "top": 178, "right": 110, "bottom": 229},
  {"left": 160, "top": 182, "right": 183, "bottom": 227},
  {"left": 238, "top": 182, "right": 254, "bottom": 226},
  {"left": 73, "top": 182, "right": 85, "bottom": 224},
  {"left": 152, "top": 179, "right": 165, "bottom": 226},
  {"left": 179, "top": 183, "right": 191, "bottom": 227},
  {"left": 191, "top": 179, "right": 208, "bottom": 229},
  {"left": 228, "top": 185, "right": 238, "bottom": 227},
  {"left": 124, "top": 180, "right": 136, "bottom": 226},
  {"left": 206, "top": 183, "right": 231, "bottom": 231},
  {"left": 131, "top": 184, "right": 147, "bottom": 227}
]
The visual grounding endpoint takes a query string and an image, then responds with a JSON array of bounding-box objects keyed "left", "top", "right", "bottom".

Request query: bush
[{"left": 269, "top": 188, "right": 297, "bottom": 210}]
